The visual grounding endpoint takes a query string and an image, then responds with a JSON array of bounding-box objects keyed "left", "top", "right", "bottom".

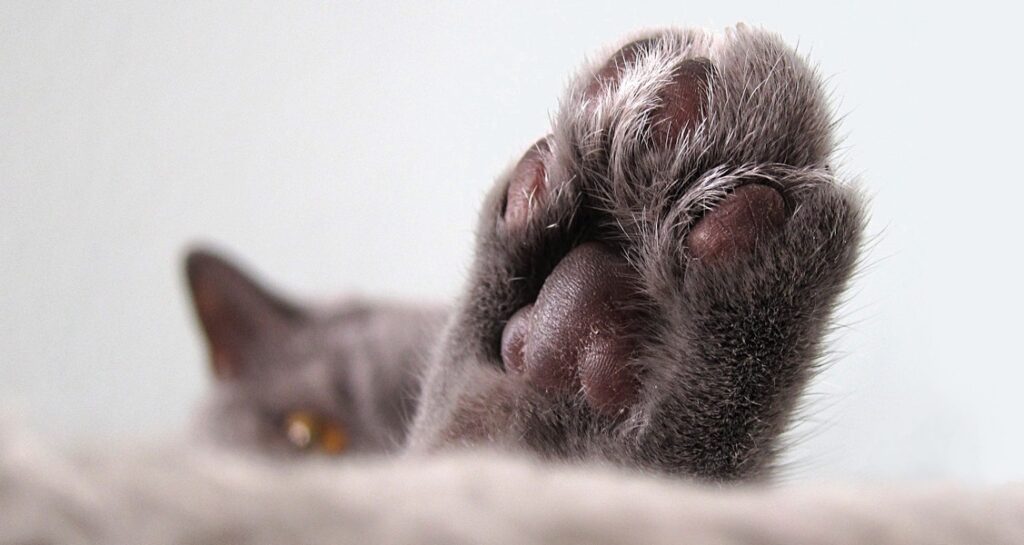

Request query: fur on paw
[{"left": 411, "top": 25, "right": 864, "bottom": 481}]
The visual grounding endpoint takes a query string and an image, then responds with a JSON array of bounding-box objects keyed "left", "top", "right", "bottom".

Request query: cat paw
[
  {"left": 410, "top": 26, "right": 864, "bottom": 480},
  {"left": 500, "top": 183, "right": 787, "bottom": 418}
]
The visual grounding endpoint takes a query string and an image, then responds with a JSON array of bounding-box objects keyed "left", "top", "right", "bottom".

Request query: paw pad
[
  {"left": 500, "top": 242, "right": 640, "bottom": 414},
  {"left": 503, "top": 137, "right": 551, "bottom": 229},
  {"left": 687, "top": 184, "right": 786, "bottom": 263}
]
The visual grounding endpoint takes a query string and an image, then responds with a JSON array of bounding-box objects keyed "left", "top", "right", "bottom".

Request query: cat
[
  {"left": 184, "top": 247, "right": 447, "bottom": 457},
  {"left": 405, "top": 24, "right": 864, "bottom": 482},
  {"left": 185, "top": 24, "right": 864, "bottom": 482}
]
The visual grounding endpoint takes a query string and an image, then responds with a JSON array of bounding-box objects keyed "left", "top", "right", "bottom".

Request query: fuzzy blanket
[{"left": 2, "top": 424, "right": 1022, "bottom": 545}]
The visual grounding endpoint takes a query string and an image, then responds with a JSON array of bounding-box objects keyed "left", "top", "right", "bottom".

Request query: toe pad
[{"left": 687, "top": 185, "right": 786, "bottom": 263}]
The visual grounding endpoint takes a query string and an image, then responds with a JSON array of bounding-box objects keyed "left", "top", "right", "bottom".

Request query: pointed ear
[{"left": 184, "top": 247, "right": 304, "bottom": 380}]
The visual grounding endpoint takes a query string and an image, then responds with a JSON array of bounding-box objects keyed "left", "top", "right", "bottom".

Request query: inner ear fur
[{"left": 184, "top": 246, "right": 305, "bottom": 380}]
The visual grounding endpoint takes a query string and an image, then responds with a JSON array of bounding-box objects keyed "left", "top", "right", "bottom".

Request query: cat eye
[{"left": 283, "top": 411, "right": 348, "bottom": 455}]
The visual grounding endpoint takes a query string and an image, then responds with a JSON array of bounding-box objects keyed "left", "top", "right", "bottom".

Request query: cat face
[{"left": 184, "top": 248, "right": 446, "bottom": 457}]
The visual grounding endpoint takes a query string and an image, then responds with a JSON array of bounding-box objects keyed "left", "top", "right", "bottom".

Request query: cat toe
[
  {"left": 503, "top": 137, "right": 552, "bottom": 230},
  {"left": 583, "top": 39, "right": 655, "bottom": 105},
  {"left": 687, "top": 184, "right": 787, "bottom": 263}
]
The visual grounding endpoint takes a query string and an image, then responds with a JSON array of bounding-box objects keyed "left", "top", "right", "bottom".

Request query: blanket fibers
[{"left": 1, "top": 424, "right": 1021, "bottom": 545}]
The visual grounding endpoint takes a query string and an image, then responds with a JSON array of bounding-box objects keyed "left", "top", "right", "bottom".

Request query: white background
[{"left": 2, "top": 1, "right": 1021, "bottom": 482}]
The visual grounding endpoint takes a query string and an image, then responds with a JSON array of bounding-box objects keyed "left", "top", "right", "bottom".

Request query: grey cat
[
  {"left": 186, "top": 24, "right": 864, "bottom": 482},
  {"left": 185, "top": 247, "right": 447, "bottom": 456},
  {"left": 406, "top": 25, "right": 864, "bottom": 481}
]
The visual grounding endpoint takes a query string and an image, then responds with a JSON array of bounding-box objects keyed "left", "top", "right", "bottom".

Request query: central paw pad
[{"left": 501, "top": 242, "right": 640, "bottom": 414}]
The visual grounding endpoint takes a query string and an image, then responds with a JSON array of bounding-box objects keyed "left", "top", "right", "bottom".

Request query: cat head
[{"left": 184, "top": 247, "right": 445, "bottom": 458}]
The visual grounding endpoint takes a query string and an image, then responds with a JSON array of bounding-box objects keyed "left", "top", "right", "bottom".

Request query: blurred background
[{"left": 2, "top": 1, "right": 1021, "bottom": 483}]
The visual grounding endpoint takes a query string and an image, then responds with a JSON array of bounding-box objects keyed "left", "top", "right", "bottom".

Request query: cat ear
[{"left": 184, "top": 247, "right": 305, "bottom": 380}]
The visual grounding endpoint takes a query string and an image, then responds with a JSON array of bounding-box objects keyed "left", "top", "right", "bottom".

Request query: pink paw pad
[
  {"left": 500, "top": 242, "right": 640, "bottom": 415},
  {"left": 503, "top": 137, "right": 551, "bottom": 229},
  {"left": 687, "top": 184, "right": 787, "bottom": 263},
  {"left": 584, "top": 40, "right": 712, "bottom": 140}
]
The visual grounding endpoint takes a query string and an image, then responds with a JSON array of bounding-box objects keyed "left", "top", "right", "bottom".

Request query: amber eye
[{"left": 283, "top": 411, "right": 348, "bottom": 455}]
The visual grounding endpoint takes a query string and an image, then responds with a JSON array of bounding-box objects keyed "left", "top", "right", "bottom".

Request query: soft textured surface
[{"left": 2, "top": 423, "right": 1022, "bottom": 545}]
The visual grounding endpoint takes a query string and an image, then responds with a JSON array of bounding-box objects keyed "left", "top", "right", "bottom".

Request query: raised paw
[{"left": 409, "top": 26, "right": 864, "bottom": 481}]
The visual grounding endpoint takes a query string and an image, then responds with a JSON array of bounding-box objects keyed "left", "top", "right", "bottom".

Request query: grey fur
[
  {"left": 408, "top": 25, "right": 864, "bottom": 480},
  {"left": 5, "top": 422, "right": 1022, "bottom": 545},
  {"left": 185, "top": 248, "right": 447, "bottom": 456}
]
